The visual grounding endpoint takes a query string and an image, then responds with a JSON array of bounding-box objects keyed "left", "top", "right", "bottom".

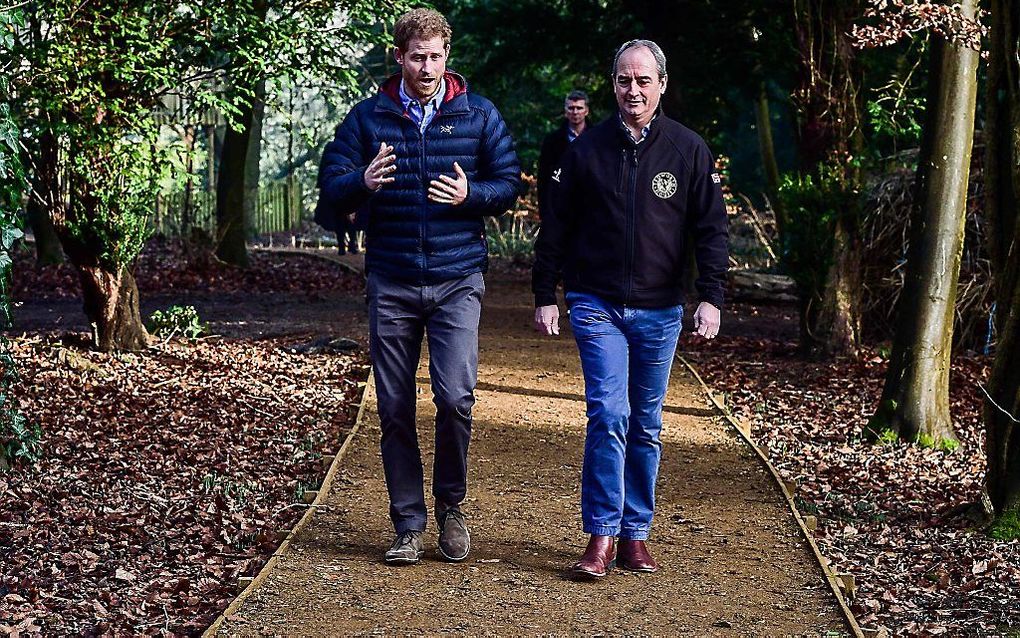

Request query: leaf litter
[
  {"left": 682, "top": 301, "right": 1019, "bottom": 636},
  {"left": 3, "top": 243, "right": 369, "bottom": 635}
]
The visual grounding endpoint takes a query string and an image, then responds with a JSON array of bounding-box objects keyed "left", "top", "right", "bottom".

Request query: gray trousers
[{"left": 367, "top": 271, "right": 484, "bottom": 533}]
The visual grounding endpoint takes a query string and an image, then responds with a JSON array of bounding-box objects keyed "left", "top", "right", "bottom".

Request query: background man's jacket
[
  {"left": 532, "top": 114, "right": 728, "bottom": 309},
  {"left": 317, "top": 72, "right": 522, "bottom": 284},
  {"left": 536, "top": 120, "right": 587, "bottom": 217}
]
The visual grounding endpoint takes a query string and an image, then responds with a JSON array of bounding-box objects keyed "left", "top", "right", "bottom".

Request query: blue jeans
[{"left": 567, "top": 291, "right": 683, "bottom": 540}]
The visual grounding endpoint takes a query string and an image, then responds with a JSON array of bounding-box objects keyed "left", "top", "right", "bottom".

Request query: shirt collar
[
  {"left": 399, "top": 77, "right": 446, "bottom": 112},
  {"left": 618, "top": 112, "right": 658, "bottom": 145}
]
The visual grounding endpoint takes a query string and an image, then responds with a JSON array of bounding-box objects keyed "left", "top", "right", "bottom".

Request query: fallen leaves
[
  {"left": 683, "top": 302, "right": 1020, "bottom": 635},
  {"left": 2, "top": 245, "right": 370, "bottom": 636},
  {"left": 10, "top": 238, "right": 363, "bottom": 302}
]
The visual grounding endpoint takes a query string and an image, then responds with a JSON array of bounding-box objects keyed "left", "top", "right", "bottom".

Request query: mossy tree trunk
[
  {"left": 984, "top": 0, "right": 1020, "bottom": 534},
  {"left": 46, "top": 131, "right": 151, "bottom": 353},
  {"left": 867, "top": 3, "right": 979, "bottom": 444}
]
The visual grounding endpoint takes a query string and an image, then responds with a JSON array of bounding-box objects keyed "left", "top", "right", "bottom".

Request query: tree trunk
[
  {"left": 984, "top": 0, "right": 1020, "bottom": 534},
  {"left": 215, "top": 79, "right": 265, "bottom": 267},
  {"left": 24, "top": 130, "right": 65, "bottom": 266},
  {"left": 790, "top": 0, "right": 864, "bottom": 357},
  {"left": 867, "top": 6, "right": 979, "bottom": 444},
  {"left": 78, "top": 265, "right": 149, "bottom": 352},
  {"left": 25, "top": 196, "right": 64, "bottom": 266},
  {"left": 215, "top": 107, "right": 254, "bottom": 267},
  {"left": 754, "top": 81, "right": 782, "bottom": 219},
  {"left": 814, "top": 216, "right": 860, "bottom": 357},
  {"left": 181, "top": 124, "right": 196, "bottom": 237},
  {"left": 244, "top": 80, "right": 266, "bottom": 233},
  {"left": 45, "top": 129, "right": 151, "bottom": 353}
]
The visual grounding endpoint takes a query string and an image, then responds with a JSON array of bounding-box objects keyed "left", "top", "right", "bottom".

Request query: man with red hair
[{"left": 317, "top": 8, "right": 521, "bottom": 565}]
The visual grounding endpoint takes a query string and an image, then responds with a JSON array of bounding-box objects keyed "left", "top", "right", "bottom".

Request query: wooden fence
[{"left": 152, "top": 180, "right": 303, "bottom": 237}]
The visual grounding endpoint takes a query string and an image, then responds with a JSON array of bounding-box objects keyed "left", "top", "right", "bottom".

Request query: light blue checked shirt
[
  {"left": 399, "top": 78, "right": 446, "bottom": 133},
  {"left": 619, "top": 112, "right": 656, "bottom": 144}
]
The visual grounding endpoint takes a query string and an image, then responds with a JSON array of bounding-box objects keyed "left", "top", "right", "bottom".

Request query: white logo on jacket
[
  {"left": 440, "top": 124, "right": 455, "bottom": 134},
  {"left": 651, "top": 171, "right": 677, "bottom": 199},
  {"left": 552, "top": 168, "right": 562, "bottom": 183}
]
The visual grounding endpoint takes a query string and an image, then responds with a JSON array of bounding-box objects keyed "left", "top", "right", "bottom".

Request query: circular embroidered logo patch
[{"left": 651, "top": 172, "right": 677, "bottom": 199}]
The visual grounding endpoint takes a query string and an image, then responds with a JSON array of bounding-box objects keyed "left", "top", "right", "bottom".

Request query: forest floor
[
  {"left": 214, "top": 271, "right": 848, "bottom": 637},
  {"left": 683, "top": 302, "right": 1020, "bottom": 635},
  {"left": 4, "top": 240, "right": 1017, "bottom": 636},
  {"left": 2, "top": 241, "right": 370, "bottom": 635}
]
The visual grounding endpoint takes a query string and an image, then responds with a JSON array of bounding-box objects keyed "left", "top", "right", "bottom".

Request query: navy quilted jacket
[{"left": 316, "top": 72, "right": 522, "bottom": 284}]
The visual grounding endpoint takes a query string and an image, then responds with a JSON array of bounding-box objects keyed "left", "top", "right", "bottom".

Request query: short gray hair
[
  {"left": 565, "top": 90, "right": 589, "bottom": 104},
  {"left": 612, "top": 39, "right": 667, "bottom": 79}
]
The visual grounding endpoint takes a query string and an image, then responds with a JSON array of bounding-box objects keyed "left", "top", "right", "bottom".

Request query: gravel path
[{"left": 214, "top": 274, "right": 849, "bottom": 636}]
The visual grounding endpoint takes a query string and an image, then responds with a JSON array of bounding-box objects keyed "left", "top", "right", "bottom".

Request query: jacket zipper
[
  {"left": 418, "top": 120, "right": 428, "bottom": 283},
  {"left": 618, "top": 149, "right": 626, "bottom": 193},
  {"left": 624, "top": 146, "right": 638, "bottom": 304}
]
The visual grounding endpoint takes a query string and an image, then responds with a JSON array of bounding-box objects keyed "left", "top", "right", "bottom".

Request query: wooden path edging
[
  {"left": 678, "top": 355, "right": 867, "bottom": 638},
  {"left": 202, "top": 374, "right": 375, "bottom": 637}
]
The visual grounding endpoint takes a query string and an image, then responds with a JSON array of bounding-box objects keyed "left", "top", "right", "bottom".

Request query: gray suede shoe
[
  {"left": 436, "top": 506, "right": 471, "bottom": 562},
  {"left": 384, "top": 530, "right": 424, "bottom": 565}
]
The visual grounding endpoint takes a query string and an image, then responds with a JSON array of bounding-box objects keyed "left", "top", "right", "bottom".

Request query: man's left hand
[
  {"left": 693, "top": 302, "right": 721, "bottom": 339},
  {"left": 428, "top": 162, "right": 468, "bottom": 206}
]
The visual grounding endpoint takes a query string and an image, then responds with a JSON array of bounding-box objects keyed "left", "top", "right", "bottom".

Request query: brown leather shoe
[
  {"left": 617, "top": 539, "right": 659, "bottom": 573},
  {"left": 571, "top": 535, "right": 616, "bottom": 578}
]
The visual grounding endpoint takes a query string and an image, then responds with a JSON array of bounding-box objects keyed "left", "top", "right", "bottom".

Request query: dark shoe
[
  {"left": 436, "top": 506, "right": 471, "bottom": 562},
  {"left": 617, "top": 539, "right": 659, "bottom": 573},
  {"left": 571, "top": 535, "right": 616, "bottom": 578},
  {"left": 337, "top": 247, "right": 347, "bottom": 255},
  {"left": 348, "top": 242, "right": 360, "bottom": 254},
  {"left": 384, "top": 530, "right": 424, "bottom": 565}
]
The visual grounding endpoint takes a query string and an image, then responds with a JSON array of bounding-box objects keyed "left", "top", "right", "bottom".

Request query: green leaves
[
  {"left": 0, "top": 226, "right": 22, "bottom": 253},
  {"left": 0, "top": 6, "right": 31, "bottom": 470},
  {"left": 777, "top": 168, "right": 858, "bottom": 297},
  {"left": 0, "top": 409, "right": 43, "bottom": 469},
  {"left": 148, "top": 305, "right": 207, "bottom": 341}
]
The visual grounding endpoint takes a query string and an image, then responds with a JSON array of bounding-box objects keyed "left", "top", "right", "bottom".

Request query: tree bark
[
  {"left": 790, "top": 0, "right": 864, "bottom": 357},
  {"left": 754, "top": 82, "right": 782, "bottom": 216},
  {"left": 215, "top": 104, "right": 254, "bottom": 268},
  {"left": 25, "top": 196, "right": 64, "bottom": 266},
  {"left": 244, "top": 80, "right": 266, "bottom": 233},
  {"left": 984, "top": 0, "right": 1020, "bottom": 532},
  {"left": 78, "top": 265, "right": 149, "bottom": 352},
  {"left": 215, "top": 79, "right": 266, "bottom": 267},
  {"left": 814, "top": 216, "right": 861, "bottom": 357},
  {"left": 24, "top": 131, "right": 65, "bottom": 266},
  {"left": 867, "top": 5, "right": 979, "bottom": 444}
]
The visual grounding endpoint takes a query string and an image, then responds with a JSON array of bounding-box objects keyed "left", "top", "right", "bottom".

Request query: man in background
[{"left": 537, "top": 90, "right": 589, "bottom": 217}]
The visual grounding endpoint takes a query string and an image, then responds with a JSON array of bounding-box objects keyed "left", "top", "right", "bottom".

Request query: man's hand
[
  {"left": 364, "top": 142, "right": 396, "bottom": 191},
  {"left": 693, "top": 302, "right": 721, "bottom": 339},
  {"left": 534, "top": 305, "right": 560, "bottom": 336},
  {"left": 428, "top": 161, "right": 468, "bottom": 205}
]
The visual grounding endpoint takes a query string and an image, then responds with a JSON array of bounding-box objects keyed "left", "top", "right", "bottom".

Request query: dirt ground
[{"left": 214, "top": 271, "right": 849, "bottom": 637}]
